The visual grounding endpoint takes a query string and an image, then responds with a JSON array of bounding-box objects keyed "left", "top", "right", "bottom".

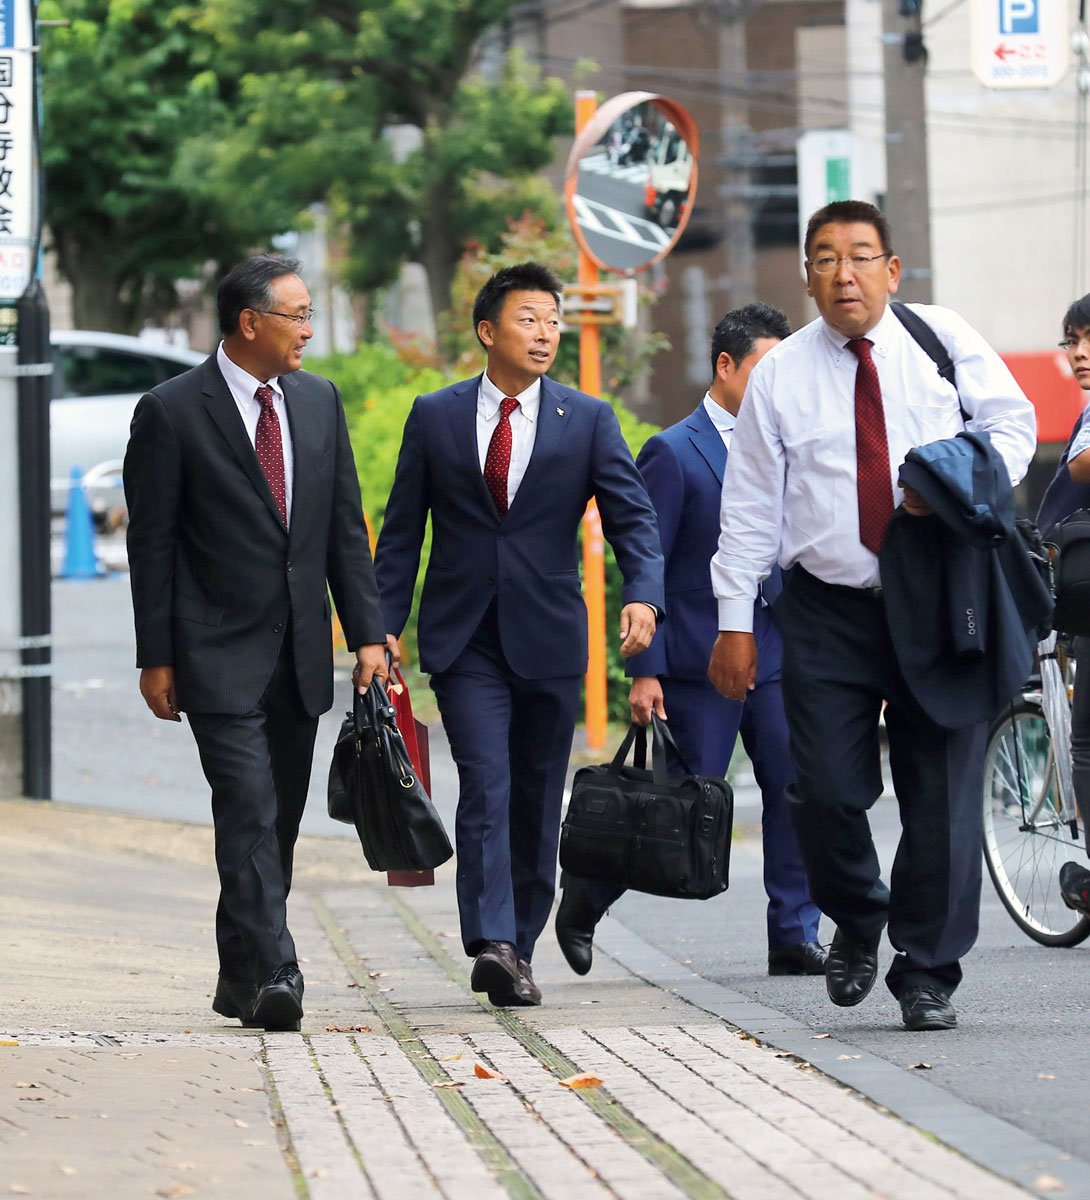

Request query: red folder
[{"left": 386, "top": 667, "right": 436, "bottom": 888}]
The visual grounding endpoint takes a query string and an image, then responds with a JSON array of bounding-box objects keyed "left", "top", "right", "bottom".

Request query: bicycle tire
[{"left": 982, "top": 699, "right": 1090, "bottom": 947}]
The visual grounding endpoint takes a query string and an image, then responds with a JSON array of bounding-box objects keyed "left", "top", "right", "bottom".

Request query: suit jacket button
[
  {"left": 274, "top": 623, "right": 283, "bottom": 634},
  {"left": 487, "top": 577, "right": 496, "bottom": 587},
  {"left": 286, "top": 561, "right": 293, "bottom": 572}
]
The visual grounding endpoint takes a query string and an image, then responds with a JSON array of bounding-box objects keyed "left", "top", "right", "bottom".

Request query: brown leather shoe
[
  {"left": 517, "top": 959, "right": 542, "bottom": 1006},
  {"left": 470, "top": 941, "right": 522, "bottom": 1005}
]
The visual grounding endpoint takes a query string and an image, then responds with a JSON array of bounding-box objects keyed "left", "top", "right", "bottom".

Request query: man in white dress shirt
[{"left": 708, "top": 201, "right": 1036, "bottom": 1031}]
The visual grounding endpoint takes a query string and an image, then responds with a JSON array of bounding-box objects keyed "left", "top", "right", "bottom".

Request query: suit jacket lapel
[
  {"left": 510, "top": 377, "right": 573, "bottom": 514},
  {"left": 445, "top": 375, "right": 500, "bottom": 517},
  {"left": 201, "top": 359, "right": 287, "bottom": 532},
  {"left": 687, "top": 402, "right": 727, "bottom": 486}
]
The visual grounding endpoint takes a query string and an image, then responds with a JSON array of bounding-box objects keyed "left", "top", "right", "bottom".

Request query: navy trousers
[
  {"left": 188, "top": 637, "right": 318, "bottom": 987},
  {"left": 431, "top": 606, "right": 581, "bottom": 962},
  {"left": 778, "top": 568, "right": 988, "bottom": 998},
  {"left": 573, "top": 613, "right": 820, "bottom": 948}
]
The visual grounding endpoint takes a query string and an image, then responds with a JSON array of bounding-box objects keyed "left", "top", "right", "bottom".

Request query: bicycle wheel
[{"left": 982, "top": 700, "right": 1090, "bottom": 947}]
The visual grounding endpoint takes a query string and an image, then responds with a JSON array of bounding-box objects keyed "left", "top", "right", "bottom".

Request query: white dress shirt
[
  {"left": 711, "top": 302, "right": 1038, "bottom": 632},
  {"left": 477, "top": 372, "right": 540, "bottom": 504},
  {"left": 217, "top": 343, "right": 295, "bottom": 523},
  {"left": 703, "top": 393, "right": 736, "bottom": 449}
]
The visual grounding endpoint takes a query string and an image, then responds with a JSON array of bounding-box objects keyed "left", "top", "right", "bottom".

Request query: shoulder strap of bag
[{"left": 890, "top": 301, "right": 968, "bottom": 423}]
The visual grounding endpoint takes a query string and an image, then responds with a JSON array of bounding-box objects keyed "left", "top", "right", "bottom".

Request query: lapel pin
[{"left": 557, "top": 407, "right": 565, "bottom": 416}]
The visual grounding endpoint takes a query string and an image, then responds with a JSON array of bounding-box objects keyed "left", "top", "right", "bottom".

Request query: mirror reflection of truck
[{"left": 644, "top": 124, "right": 692, "bottom": 229}]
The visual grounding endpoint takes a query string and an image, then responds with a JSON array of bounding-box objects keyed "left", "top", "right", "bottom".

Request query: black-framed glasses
[
  {"left": 806, "top": 252, "right": 892, "bottom": 276},
  {"left": 256, "top": 307, "right": 316, "bottom": 326}
]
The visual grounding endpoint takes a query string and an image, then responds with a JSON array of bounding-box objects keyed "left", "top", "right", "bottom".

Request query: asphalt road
[
  {"left": 50, "top": 570, "right": 1090, "bottom": 1163},
  {"left": 573, "top": 156, "right": 672, "bottom": 270}
]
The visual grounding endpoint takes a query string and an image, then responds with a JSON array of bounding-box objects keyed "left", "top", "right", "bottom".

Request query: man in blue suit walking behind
[
  {"left": 374, "top": 263, "right": 665, "bottom": 1006},
  {"left": 555, "top": 305, "right": 825, "bottom": 978}
]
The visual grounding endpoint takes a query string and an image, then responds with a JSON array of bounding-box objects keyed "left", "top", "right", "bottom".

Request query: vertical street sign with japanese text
[
  {"left": 0, "top": 0, "right": 36, "bottom": 304},
  {"left": 971, "top": 0, "right": 1071, "bottom": 90}
]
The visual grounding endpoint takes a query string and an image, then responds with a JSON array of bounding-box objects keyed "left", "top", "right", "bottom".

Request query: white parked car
[{"left": 50, "top": 330, "right": 206, "bottom": 523}]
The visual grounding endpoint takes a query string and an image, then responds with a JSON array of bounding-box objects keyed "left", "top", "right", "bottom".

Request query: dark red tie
[
  {"left": 483, "top": 396, "right": 519, "bottom": 516},
  {"left": 847, "top": 338, "right": 893, "bottom": 555},
  {"left": 254, "top": 384, "right": 287, "bottom": 525}
]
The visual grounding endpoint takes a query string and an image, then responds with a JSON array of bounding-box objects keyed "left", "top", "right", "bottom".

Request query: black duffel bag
[
  {"left": 327, "top": 680, "right": 453, "bottom": 873},
  {"left": 1048, "top": 508, "right": 1090, "bottom": 636},
  {"left": 559, "top": 716, "right": 732, "bottom": 900}
]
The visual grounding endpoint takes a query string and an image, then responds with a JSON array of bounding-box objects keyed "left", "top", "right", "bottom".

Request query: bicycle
[{"left": 981, "top": 629, "right": 1090, "bottom": 946}]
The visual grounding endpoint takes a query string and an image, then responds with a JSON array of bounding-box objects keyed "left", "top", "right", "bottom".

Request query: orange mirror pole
[{"left": 576, "top": 90, "right": 608, "bottom": 754}]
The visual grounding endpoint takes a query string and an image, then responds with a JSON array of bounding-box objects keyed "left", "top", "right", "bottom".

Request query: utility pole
[{"left": 882, "top": 0, "right": 933, "bottom": 303}]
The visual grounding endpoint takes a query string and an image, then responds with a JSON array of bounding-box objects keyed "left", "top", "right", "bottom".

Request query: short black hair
[
  {"left": 710, "top": 303, "right": 791, "bottom": 376},
  {"left": 804, "top": 199, "right": 893, "bottom": 260},
  {"left": 217, "top": 254, "right": 303, "bottom": 336},
  {"left": 472, "top": 262, "right": 563, "bottom": 345},
  {"left": 1063, "top": 293, "right": 1090, "bottom": 337}
]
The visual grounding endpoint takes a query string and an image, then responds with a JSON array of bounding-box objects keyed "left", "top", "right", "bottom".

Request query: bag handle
[{"left": 608, "top": 715, "right": 695, "bottom": 783}]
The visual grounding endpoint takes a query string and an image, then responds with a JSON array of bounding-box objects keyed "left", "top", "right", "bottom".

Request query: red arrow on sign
[{"left": 994, "top": 43, "right": 1016, "bottom": 61}]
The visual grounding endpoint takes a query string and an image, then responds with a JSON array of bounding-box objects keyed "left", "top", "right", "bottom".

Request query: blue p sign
[{"left": 1000, "top": 0, "right": 1038, "bottom": 35}]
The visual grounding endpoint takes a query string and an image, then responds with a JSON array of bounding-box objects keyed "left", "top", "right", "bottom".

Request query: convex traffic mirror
[{"left": 565, "top": 92, "right": 699, "bottom": 273}]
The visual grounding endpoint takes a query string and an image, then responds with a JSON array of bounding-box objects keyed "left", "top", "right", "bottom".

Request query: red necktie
[
  {"left": 847, "top": 338, "right": 893, "bottom": 555},
  {"left": 254, "top": 384, "right": 287, "bottom": 525},
  {"left": 483, "top": 396, "right": 519, "bottom": 516}
]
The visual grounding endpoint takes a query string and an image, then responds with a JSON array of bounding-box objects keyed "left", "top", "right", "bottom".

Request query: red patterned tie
[
  {"left": 483, "top": 396, "right": 519, "bottom": 516},
  {"left": 254, "top": 384, "right": 287, "bottom": 525},
  {"left": 847, "top": 338, "right": 893, "bottom": 555}
]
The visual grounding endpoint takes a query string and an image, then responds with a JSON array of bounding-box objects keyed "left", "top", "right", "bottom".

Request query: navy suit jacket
[
  {"left": 374, "top": 374, "right": 665, "bottom": 679},
  {"left": 626, "top": 402, "right": 778, "bottom": 682}
]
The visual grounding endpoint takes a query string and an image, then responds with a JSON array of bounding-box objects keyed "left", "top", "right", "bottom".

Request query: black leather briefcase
[{"left": 559, "top": 716, "right": 733, "bottom": 900}]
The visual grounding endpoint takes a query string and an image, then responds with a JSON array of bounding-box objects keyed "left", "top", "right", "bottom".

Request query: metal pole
[
  {"left": 17, "top": 279, "right": 50, "bottom": 798},
  {"left": 882, "top": 0, "right": 933, "bottom": 303},
  {"left": 575, "top": 89, "right": 608, "bottom": 753}
]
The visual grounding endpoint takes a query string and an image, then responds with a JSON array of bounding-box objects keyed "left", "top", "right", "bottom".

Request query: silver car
[{"left": 50, "top": 330, "right": 206, "bottom": 523}]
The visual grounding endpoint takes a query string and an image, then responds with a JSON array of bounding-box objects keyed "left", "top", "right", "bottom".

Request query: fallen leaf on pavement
[
  {"left": 559, "top": 1073, "right": 602, "bottom": 1089},
  {"left": 907, "top": 1062, "right": 933, "bottom": 1071},
  {"left": 14, "top": 1082, "right": 40, "bottom": 1089},
  {"left": 368, "top": 971, "right": 386, "bottom": 979},
  {"left": 441, "top": 1054, "right": 463, "bottom": 1062},
  {"left": 433, "top": 1080, "right": 465, "bottom": 1089},
  {"left": 0, "top": 1040, "right": 19, "bottom": 1047},
  {"left": 1038, "top": 1073, "right": 1056, "bottom": 1080},
  {"left": 836, "top": 1054, "right": 861, "bottom": 1061},
  {"left": 810, "top": 1033, "right": 831, "bottom": 1039},
  {"left": 18, "top": 1096, "right": 45, "bottom": 1102},
  {"left": 474, "top": 1063, "right": 507, "bottom": 1081},
  {"left": 1033, "top": 1175, "right": 1067, "bottom": 1192},
  {"left": 155, "top": 1187, "right": 195, "bottom": 1199},
  {"left": 10, "top": 1186, "right": 30, "bottom": 1195},
  {"left": 324, "top": 1026, "right": 372, "bottom": 1033},
  {"left": 58, "top": 1168, "right": 76, "bottom": 1177}
]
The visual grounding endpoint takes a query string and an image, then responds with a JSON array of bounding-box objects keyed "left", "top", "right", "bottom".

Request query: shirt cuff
[{"left": 717, "top": 599, "right": 755, "bottom": 633}]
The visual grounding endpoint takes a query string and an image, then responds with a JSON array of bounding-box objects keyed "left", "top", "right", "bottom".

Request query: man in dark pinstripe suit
[{"left": 124, "top": 255, "right": 388, "bottom": 1031}]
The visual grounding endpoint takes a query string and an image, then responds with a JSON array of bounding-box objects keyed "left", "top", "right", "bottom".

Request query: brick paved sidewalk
[{"left": 0, "top": 799, "right": 1050, "bottom": 1199}]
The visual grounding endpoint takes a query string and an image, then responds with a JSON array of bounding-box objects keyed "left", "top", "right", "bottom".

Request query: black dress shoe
[
  {"left": 1060, "top": 860, "right": 1090, "bottom": 915},
  {"left": 470, "top": 942, "right": 523, "bottom": 1006},
  {"left": 825, "top": 927, "right": 881, "bottom": 1007},
  {"left": 212, "top": 974, "right": 258, "bottom": 1025},
  {"left": 249, "top": 963, "right": 305, "bottom": 1032},
  {"left": 899, "top": 986, "right": 957, "bottom": 1031},
  {"left": 768, "top": 941, "right": 828, "bottom": 977},
  {"left": 555, "top": 879, "right": 601, "bottom": 976},
  {"left": 516, "top": 960, "right": 542, "bottom": 1006}
]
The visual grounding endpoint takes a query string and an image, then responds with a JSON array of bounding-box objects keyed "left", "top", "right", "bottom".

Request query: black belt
[{"left": 794, "top": 564, "right": 883, "bottom": 599}]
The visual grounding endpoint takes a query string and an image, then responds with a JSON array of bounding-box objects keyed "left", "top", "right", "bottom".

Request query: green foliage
[
  {"left": 40, "top": 0, "right": 255, "bottom": 330},
  {"left": 311, "top": 333, "right": 662, "bottom": 721}
]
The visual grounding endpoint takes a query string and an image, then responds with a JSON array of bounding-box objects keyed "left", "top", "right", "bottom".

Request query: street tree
[{"left": 185, "top": 0, "right": 571, "bottom": 321}]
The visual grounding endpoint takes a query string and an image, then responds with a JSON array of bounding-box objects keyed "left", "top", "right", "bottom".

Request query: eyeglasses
[
  {"left": 256, "top": 308, "right": 316, "bottom": 326},
  {"left": 806, "top": 252, "right": 892, "bottom": 276}
]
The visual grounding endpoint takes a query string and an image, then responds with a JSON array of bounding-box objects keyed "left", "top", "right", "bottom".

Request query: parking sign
[{"left": 971, "top": 0, "right": 1070, "bottom": 89}]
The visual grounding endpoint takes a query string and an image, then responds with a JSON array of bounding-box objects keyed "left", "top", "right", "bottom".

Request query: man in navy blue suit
[
  {"left": 374, "top": 263, "right": 664, "bottom": 1006},
  {"left": 555, "top": 305, "right": 825, "bottom": 978}
]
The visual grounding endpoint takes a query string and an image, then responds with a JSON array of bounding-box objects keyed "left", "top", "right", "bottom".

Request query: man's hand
[
  {"left": 900, "top": 484, "right": 935, "bottom": 518},
  {"left": 708, "top": 631, "right": 757, "bottom": 702},
  {"left": 629, "top": 676, "right": 666, "bottom": 725},
  {"left": 619, "top": 602, "right": 657, "bottom": 657},
  {"left": 353, "top": 643, "right": 389, "bottom": 694},
  {"left": 139, "top": 666, "right": 181, "bottom": 722},
  {"left": 385, "top": 633, "right": 402, "bottom": 669}
]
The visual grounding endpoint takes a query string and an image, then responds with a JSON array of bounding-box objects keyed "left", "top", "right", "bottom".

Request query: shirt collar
[
  {"left": 819, "top": 302, "right": 898, "bottom": 361},
  {"left": 702, "top": 392, "right": 736, "bottom": 434},
  {"left": 479, "top": 371, "right": 541, "bottom": 422},
  {"left": 217, "top": 342, "right": 284, "bottom": 403}
]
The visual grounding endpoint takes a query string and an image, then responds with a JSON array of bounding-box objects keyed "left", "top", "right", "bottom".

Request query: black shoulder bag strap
[{"left": 890, "top": 300, "right": 968, "bottom": 423}]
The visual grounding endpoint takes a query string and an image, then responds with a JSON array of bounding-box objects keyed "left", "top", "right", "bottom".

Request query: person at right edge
[
  {"left": 1037, "top": 293, "right": 1090, "bottom": 914},
  {"left": 709, "top": 200, "right": 1040, "bottom": 1032}
]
